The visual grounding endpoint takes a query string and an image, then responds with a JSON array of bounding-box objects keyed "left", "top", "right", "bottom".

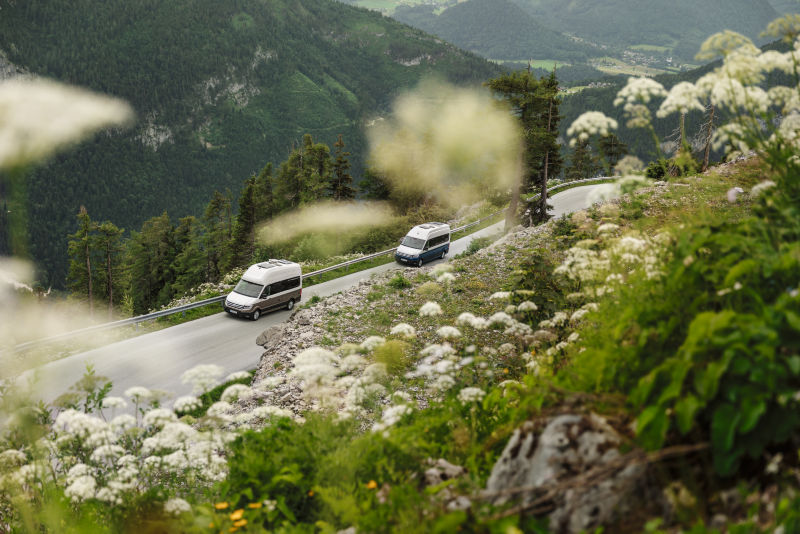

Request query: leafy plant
[{"left": 387, "top": 273, "right": 413, "bottom": 290}]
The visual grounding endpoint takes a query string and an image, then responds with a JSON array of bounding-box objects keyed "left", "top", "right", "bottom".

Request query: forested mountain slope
[
  {"left": 393, "top": 0, "right": 601, "bottom": 62},
  {"left": 0, "top": 0, "right": 500, "bottom": 288},
  {"left": 512, "top": 0, "right": 779, "bottom": 59},
  {"left": 559, "top": 40, "right": 792, "bottom": 166}
]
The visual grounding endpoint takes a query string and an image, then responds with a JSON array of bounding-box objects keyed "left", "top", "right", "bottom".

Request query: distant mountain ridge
[
  {"left": 0, "top": 0, "right": 500, "bottom": 287},
  {"left": 512, "top": 0, "right": 780, "bottom": 59},
  {"left": 393, "top": 0, "right": 602, "bottom": 62}
]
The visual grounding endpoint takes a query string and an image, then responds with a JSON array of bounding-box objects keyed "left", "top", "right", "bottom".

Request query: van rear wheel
[
  {"left": 252, "top": 309, "right": 261, "bottom": 321},
  {"left": 286, "top": 299, "right": 295, "bottom": 310}
]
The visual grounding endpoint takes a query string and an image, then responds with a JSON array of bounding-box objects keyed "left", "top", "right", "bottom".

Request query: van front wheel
[
  {"left": 286, "top": 299, "right": 295, "bottom": 311},
  {"left": 252, "top": 309, "right": 261, "bottom": 321},
  {"left": 440, "top": 250, "right": 446, "bottom": 259}
]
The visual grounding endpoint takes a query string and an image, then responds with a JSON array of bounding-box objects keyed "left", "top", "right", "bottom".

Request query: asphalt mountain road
[{"left": 23, "top": 185, "right": 608, "bottom": 408}]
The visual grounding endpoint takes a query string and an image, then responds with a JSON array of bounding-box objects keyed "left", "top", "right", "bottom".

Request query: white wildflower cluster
[
  {"left": 555, "top": 232, "right": 665, "bottom": 286},
  {"left": 614, "top": 77, "right": 669, "bottom": 107},
  {"left": 567, "top": 112, "right": 618, "bottom": 147},
  {"left": 288, "top": 345, "right": 390, "bottom": 416},
  {"left": 371, "top": 404, "right": 414, "bottom": 433},
  {"left": 181, "top": 364, "right": 224, "bottom": 395},
  {"left": 455, "top": 310, "right": 532, "bottom": 337},
  {"left": 419, "top": 301, "right": 443, "bottom": 317},
  {"left": 405, "top": 341, "right": 475, "bottom": 392},
  {"left": 645, "top": 26, "right": 800, "bottom": 153},
  {"left": 432, "top": 263, "right": 456, "bottom": 285},
  {"left": 390, "top": 322, "right": 417, "bottom": 339},
  {"left": 457, "top": 387, "right": 486, "bottom": 405}
]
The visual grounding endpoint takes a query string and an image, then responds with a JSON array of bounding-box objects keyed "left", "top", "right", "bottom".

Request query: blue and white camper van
[{"left": 395, "top": 222, "right": 451, "bottom": 267}]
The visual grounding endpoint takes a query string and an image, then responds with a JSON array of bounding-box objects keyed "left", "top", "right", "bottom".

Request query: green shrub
[
  {"left": 366, "top": 286, "right": 387, "bottom": 302},
  {"left": 373, "top": 340, "right": 411, "bottom": 375},
  {"left": 562, "top": 163, "right": 800, "bottom": 474},
  {"left": 645, "top": 159, "right": 670, "bottom": 180},
  {"left": 291, "top": 234, "right": 337, "bottom": 262},
  {"left": 454, "top": 236, "right": 494, "bottom": 259},
  {"left": 387, "top": 273, "right": 412, "bottom": 290},
  {"left": 416, "top": 282, "right": 443, "bottom": 299}
]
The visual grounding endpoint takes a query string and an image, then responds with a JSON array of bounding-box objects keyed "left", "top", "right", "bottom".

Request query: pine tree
[
  {"left": 597, "top": 133, "right": 629, "bottom": 175},
  {"left": 94, "top": 221, "right": 125, "bottom": 321},
  {"left": 565, "top": 137, "right": 599, "bottom": 181},
  {"left": 484, "top": 67, "right": 563, "bottom": 227},
  {"left": 173, "top": 216, "right": 206, "bottom": 295},
  {"left": 202, "top": 190, "right": 232, "bottom": 282},
  {"left": 66, "top": 206, "right": 97, "bottom": 318},
  {"left": 126, "top": 211, "right": 177, "bottom": 314},
  {"left": 272, "top": 135, "right": 332, "bottom": 212},
  {"left": 224, "top": 176, "right": 258, "bottom": 271},
  {"left": 254, "top": 162, "right": 275, "bottom": 223},
  {"left": 527, "top": 69, "right": 564, "bottom": 224},
  {"left": 359, "top": 166, "right": 391, "bottom": 201},
  {"left": 329, "top": 134, "right": 356, "bottom": 201}
]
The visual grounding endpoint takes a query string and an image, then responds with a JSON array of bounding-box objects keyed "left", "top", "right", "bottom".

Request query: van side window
[
  {"left": 268, "top": 277, "right": 300, "bottom": 295},
  {"left": 286, "top": 277, "right": 301, "bottom": 290},
  {"left": 260, "top": 286, "right": 270, "bottom": 298},
  {"left": 428, "top": 234, "right": 449, "bottom": 248}
]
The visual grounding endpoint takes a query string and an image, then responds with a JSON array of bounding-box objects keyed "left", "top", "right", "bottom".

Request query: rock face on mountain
[{"left": 0, "top": 51, "right": 31, "bottom": 82}]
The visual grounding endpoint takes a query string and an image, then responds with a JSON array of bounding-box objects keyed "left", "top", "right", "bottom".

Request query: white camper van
[
  {"left": 223, "top": 259, "right": 302, "bottom": 321},
  {"left": 394, "top": 222, "right": 451, "bottom": 267}
]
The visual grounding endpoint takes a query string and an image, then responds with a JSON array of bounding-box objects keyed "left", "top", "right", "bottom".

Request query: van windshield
[
  {"left": 233, "top": 279, "right": 263, "bottom": 298},
  {"left": 401, "top": 236, "right": 425, "bottom": 250}
]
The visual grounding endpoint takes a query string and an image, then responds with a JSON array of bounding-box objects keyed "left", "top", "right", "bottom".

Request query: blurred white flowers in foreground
[
  {"left": 0, "top": 79, "right": 132, "bottom": 171},
  {"left": 1, "top": 79, "right": 133, "bottom": 359}
]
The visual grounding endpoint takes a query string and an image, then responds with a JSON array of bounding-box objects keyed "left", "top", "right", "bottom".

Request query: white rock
[{"left": 486, "top": 414, "right": 644, "bottom": 534}]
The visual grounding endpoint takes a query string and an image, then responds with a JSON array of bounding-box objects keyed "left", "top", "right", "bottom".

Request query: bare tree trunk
[
  {"left": 701, "top": 103, "right": 715, "bottom": 172},
  {"left": 85, "top": 240, "right": 93, "bottom": 319},
  {"left": 107, "top": 242, "right": 113, "bottom": 322},
  {"left": 506, "top": 142, "right": 524, "bottom": 232},
  {"left": 540, "top": 99, "right": 553, "bottom": 220}
]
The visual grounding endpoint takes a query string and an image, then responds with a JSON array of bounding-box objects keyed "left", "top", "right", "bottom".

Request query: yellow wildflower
[{"left": 229, "top": 509, "right": 244, "bottom": 521}]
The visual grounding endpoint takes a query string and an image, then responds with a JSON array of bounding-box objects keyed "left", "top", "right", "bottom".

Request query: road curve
[{"left": 23, "top": 185, "right": 607, "bottom": 407}]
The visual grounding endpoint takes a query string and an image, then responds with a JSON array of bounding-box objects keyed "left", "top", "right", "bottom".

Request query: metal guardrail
[
  {"left": 528, "top": 177, "right": 612, "bottom": 202},
  {"left": 5, "top": 179, "right": 613, "bottom": 355}
]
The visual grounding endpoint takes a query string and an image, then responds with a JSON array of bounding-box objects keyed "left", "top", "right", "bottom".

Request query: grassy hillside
[
  {"left": 393, "top": 0, "right": 602, "bottom": 62},
  {"left": 0, "top": 0, "right": 500, "bottom": 288},
  {"left": 513, "top": 0, "right": 779, "bottom": 60}
]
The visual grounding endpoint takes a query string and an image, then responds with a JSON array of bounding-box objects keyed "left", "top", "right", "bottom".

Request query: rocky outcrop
[
  {"left": 486, "top": 414, "right": 645, "bottom": 534},
  {"left": 0, "top": 50, "right": 33, "bottom": 83}
]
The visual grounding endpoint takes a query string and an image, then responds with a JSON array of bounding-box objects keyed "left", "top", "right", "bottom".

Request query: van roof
[
  {"left": 242, "top": 259, "right": 301, "bottom": 285},
  {"left": 416, "top": 222, "right": 448, "bottom": 230}
]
